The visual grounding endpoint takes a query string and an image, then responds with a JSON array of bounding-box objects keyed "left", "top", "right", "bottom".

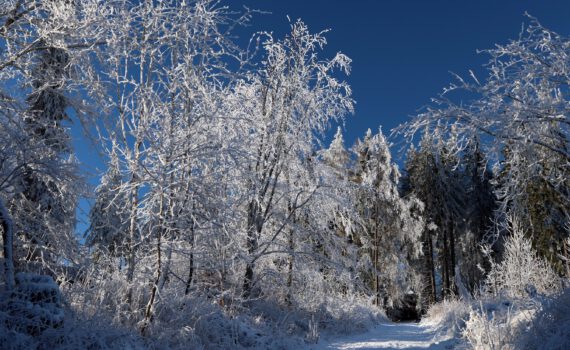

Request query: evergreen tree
[
  {"left": 353, "top": 128, "right": 423, "bottom": 308},
  {"left": 85, "top": 150, "right": 129, "bottom": 265},
  {"left": 402, "top": 127, "right": 466, "bottom": 304},
  {"left": 435, "top": 126, "right": 466, "bottom": 298},
  {"left": 401, "top": 135, "right": 439, "bottom": 305},
  {"left": 10, "top": 39, "right": 80, "bottom": 273},
  {"left": 322, "top": 126, "right": 351, "bottom": 180},
  {"left": 459, "top": 137, "right": 496, "bottom": 292},
  {"left": 496, "top": 122, "right": 569, "bottom": 275}
]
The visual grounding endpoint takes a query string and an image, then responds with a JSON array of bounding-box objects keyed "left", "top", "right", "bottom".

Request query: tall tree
[
  {"left": 0, "top": 0, "right": 107, "bottom": 278},
  {"left": 85, "top": 149, "right": 129, "bottom": 266},
  {"left": 400, "top": 18, "right": 570, "bottom": 278},
  {"left": 237, "top": 20, "right": 354, "bottom": 298},
  {"left": 353, "top": 128, "right": 423, "bottom": 308},
  {"left": 459, "top": 137, "right": 496, "bottom": 292},
  {"left": 88, "top": 0, "right": 252, "bottom": 329},
  {"left": 402, "top": 127, "right": 465, "bottom": 303}
]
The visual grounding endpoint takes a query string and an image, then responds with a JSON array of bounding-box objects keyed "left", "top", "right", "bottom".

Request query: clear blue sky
[
  {"left": 241, "top": 0, "right": 570, "bottom": 148},
  {"left": 71, "top": 0, "right": 570, "bottom": 233}
]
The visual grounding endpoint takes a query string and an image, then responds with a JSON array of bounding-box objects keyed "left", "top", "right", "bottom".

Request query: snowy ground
[{"left": 311, "top": 322, "right": 461, "bottom": 350}]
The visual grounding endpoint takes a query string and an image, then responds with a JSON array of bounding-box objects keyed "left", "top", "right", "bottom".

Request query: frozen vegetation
[{"left": 0, "top": 1, "right": 569, "bottom": 349}]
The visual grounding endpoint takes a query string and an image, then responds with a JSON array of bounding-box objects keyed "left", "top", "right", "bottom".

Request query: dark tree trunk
[
  {"left": 184, "top": 209, "right": 196, "bottom": 295},
  {"left": 141, "top": 229, "right": 161, "bottom": 335},
  {"left": 141, "top": 194, "right": 165, "bottom": 335},
  {"left": 285, "top": 211, "right": 295, "bottom": 306},
  {"left": 0, "top": 199, "right": 15, "bottom": 291},
  {"left": 243, "top": 200, "right": 261, "bottom": 298},
  {"left": 441, "top": 227, "right": 450, "bottom": 299},
  {"left": 374, "top": 201, "right": 380, "bottom": 307},
  {"left": 448, "top": 221, "right": 457, "bottom": 295},
  {"left": 424, "top": 230, "right": 436, "bottom": 304}
]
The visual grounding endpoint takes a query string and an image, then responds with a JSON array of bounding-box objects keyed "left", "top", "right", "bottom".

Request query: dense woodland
[{"left": 0, "top": 1, "right": 568, "bottom": 349}]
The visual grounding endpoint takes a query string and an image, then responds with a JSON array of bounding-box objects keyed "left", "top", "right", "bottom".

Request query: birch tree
[{"left": 237, "top": 20, "right": 354, "bottom": 298}]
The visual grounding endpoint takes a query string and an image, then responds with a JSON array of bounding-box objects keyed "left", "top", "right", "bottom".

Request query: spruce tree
[
  {"left": 85, "top": 150, "right": 129, "bottom": 266},
  {"left": 353, "top": 128, "right": 422, "bottom": 308},
  {"left": 459, "top": 137, "right": 496, "bottom": 292},
  {"left": 402, "top": 127, "right": 466, "bottom": 303},
  {"left": 11, "top": 42, "right": 80, "bottom": 272},
  {"left": 401, "top": 135, "right": 439, "bottom": 305}
]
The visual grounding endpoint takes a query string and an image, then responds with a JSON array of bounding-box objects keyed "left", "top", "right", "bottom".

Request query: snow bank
[
  {"left": 420, "top": 289, "right": 570, "bottom": 350},
  {"left": 517, "top": 288, "right": 570, "bottom": 349}
]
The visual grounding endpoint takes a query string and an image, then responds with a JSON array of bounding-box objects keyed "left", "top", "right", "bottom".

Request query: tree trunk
[
  {"left": 141, "top": 194, "right": 164, "bottom": 335},
  {"left": 448, "top": 221, "right": 457, "bottom": 295},
  {"left": 562, "top": 242, "right": 570, "bottom": 278},
  {"left": 441, "top": 228, "right": 450, "bottom": 299},
  {"left": 125, "top": 139, "right": 142, "bottom": 306},
  {"left": 0, "top": 198, "right": 15, "bottom": 291},
  {"left": 158, "top": 245, "right": 172, "bottom": 291},
  {"left": 285, "top": 207, "right": 295, "bottom": 306},
  {"left": 140, "top": 228, "right": 161, "bottom": 335},
  {"left": 184, "top": 206, "right": 196, "bottom": 295},
  {"left": 425, "top": 230, "right": 436, "bottom": 304},
  {"left": 374, "top": 199, "right": 380, "bottom": 307},
  {"left": 243, "top": 200, "right": 260, "bottom": 298},
  {"left": 243, "top": 261, "right": 254, "bottom": 299}
]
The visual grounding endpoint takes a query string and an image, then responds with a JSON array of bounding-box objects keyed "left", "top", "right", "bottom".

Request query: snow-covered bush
[
  {"left": 459, "top": 218, "right": 562, "bottom": 349},
  {"left": 0, "top": 273, "right": 64, "bottom": 336},
  {"left": 484, "top": 219, "right": 560, "bottom": 298},
  {"left": 462, "top": 300, "right": 520, "bottom": 350},
  {"left": 422, "top": 298, "right": 471, "bottom": 337},
  {"left": 0, "top": 303, "right": 144, "bottom": 350}
]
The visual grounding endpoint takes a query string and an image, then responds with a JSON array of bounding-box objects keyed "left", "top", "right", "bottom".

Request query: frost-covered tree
[
  {"left": 320, "top": 127, "right": 354, "bottom": 249},
  {"left": 84, "top": 0, "right": 253, "bottom": 330},
  {"left": 235, "top": 20, "right": 354, "bottom": 298},
  {"left": 436, "top": 127, "right": 468, "bottom": 298},
  {"left": 85, "top": 150, "right": 129, "bottom": 264},
  {"left": 352, "top": 128, "right": 423, "bottom": 308},
  {"left": 484, "top": 217, "right": 560, "bottom": 298},
  {"left": 401, "top": 126, "right": 466, "bottom": 304},
  {"left": 13, "top": 42, "right": 79, "bottom": 271},
  {"left": 323, "top": 127, "right": 351, "bottom": 180},
  {"left": 485, "top": 112, "right": 567, "bottom": 276},
  {"left": 527, "top": 128, "right": 569, "bottom": 274},
  {"left": 0, "top": 0, "right": 109, "bottom": 278},
  {"left": 400, "top": 16, "right": 570, "bottom": 164},
  {"left": 459, "top": 137, "right": 496, "bottom": 292},
  {"left": 399, "top": 18, "right": 570, "bottom": 280}
]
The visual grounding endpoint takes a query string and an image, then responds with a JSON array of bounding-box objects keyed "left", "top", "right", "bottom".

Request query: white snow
[{"left": 312, "top": 322, "right": 459, "bottom": 350}]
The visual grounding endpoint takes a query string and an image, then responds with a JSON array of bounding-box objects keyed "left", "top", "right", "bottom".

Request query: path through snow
[{"left": 311, "top": 322, "right": 460, "bottom": 350}]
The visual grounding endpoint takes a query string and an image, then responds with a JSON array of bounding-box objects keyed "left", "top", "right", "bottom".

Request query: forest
[{"left": 0, "top": 1, "right": 569, "bottom": 349}]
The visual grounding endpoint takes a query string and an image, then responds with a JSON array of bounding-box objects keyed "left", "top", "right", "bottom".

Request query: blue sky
[
  {"left": 71, "top": 0, "right": 570, "bottom": 233},
  {"left": 242, "top": 0, "right": 570, "bottom": 148}
]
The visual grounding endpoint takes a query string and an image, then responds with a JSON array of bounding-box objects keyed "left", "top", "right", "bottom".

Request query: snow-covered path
[{"left": 313, "top": 322, "right": 459, "bottom": 350}]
